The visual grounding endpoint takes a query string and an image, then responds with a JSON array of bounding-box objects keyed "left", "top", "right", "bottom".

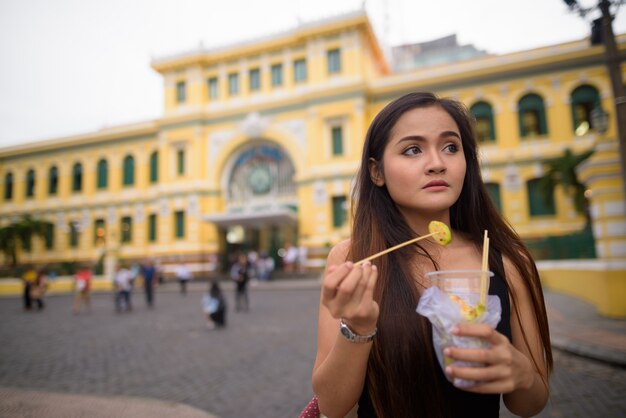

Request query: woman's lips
[{"left": 423, "top": 180, "right": 449, "bottom": 190}]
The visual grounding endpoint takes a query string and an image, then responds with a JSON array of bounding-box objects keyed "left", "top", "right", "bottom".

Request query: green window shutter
[
  {"left": 72, "top": 163, "right": 82, "bottom": 192},
  {"left": 327, "top": 49, "right": 341, "bottom": 74},
  {"left": 44, "top": 223, "right": 54, "bottom": 250},
  {"left": 571, "top": 84, "right": 600, "bottom": 133},
  {"left": 176, "top": 81, "right": 186, "bottom": 103},
  {"left": 294, "top": 59, "right": 307, "bottom": 82},
  {"left": 123, "top": 156, "right": 135, "bottom": 186},
  {"left": 249, "top": 68, "right": 261, "bottom": 91},
  {"left": 175, "top": 211, "right": 185, "bottom": 238},
  {"left": 48, "top": 166, "right": 58, "bottom": 195},
  {"left": 4, "top": 172, "right": 13, "bottom": 200},
  {"left": 121, "top": 216, "right": 132, "bottom": 243},
  {"left": 271, "top": 64, "right": 283, "bottom": 86},
  {"left": 97, "top": 159, "right": 108, "bottom": 189},
  {"left": 470, "top": 101, "right": 496, "bottom": 142},
  {"left": 69, "top": 222, "right": 79, "bottom": 248},
  {"left": 148, "top": 214, "right": 157, "bottom": 242},
  {"left": 518, "top": 94, "right": 548, "bottom": 137},
  {"left": 208, "top": 77, "right": 218, "bottom": 99},
  {"left": 177, "top": 149, "right": 185, "bottom": 175},
  {"left": 94, "top": 219, "right": 105, "bottom": 245},
  {"left": 26, "top": 169, "right": 35, "bottom": 197},
  {"left": 149, "top": 152, "right": 158, "bottom": 183},
  {"left": 485, "top": 182, "right": 502, "bottom": 212},
  {"left": 228, "top": 73, "right": 239, "bottom": 95},
  {"left": 332, "top": 196, "right": 348, "bottom": 228},
  {"left": 332, "top": 126, "right": 344, "bottom": 156},
  {"left": 527, "top": 179, "right": 556, "bottom": 216}
]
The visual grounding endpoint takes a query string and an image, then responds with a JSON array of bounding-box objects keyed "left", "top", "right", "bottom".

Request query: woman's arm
[
  {"left": 501, "top": 256, "right": 549, "bottom": 416},
  {"left": 312, "top": 241, "right": 379, "bottom": 418}
]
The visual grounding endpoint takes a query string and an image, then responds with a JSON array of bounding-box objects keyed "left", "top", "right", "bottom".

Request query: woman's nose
[{"left": 426, "top": 151, "right": 446, "bottom": 174}]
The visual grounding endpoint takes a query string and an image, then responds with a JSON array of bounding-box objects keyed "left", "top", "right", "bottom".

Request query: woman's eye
[
  {"left": 444, "top": 143, "right": 459, "bottom": 153},
  {"left": 403, "top": 146, "right": 421, "bottom": 155}
]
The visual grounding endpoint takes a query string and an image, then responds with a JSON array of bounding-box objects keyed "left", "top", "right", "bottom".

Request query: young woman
[{"left": 312, "top": 92, "right": 552, "bottom": 417}]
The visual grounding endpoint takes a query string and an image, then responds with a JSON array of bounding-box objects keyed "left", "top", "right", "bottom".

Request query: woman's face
[{"left": 369, "top": 105, "right": 466, "bottom": 224}]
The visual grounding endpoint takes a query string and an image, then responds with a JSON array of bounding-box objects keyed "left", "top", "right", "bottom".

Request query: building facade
[{"left": 1, "top": 11, "right": 625, "bottom": 278}]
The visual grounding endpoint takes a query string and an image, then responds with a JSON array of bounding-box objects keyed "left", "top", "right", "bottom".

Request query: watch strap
[{"left": 339, "top": 318, "right": 377, "bottom": 343}]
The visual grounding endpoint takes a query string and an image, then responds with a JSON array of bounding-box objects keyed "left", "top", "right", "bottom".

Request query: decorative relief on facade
[
  {"left": 240, "top": 112, "right": 270, "bottom": 138},
  {"left": 209, "top": 130, "right": 236, "bottom": 166},
  {"left": 277, "top": 118, "right": 307, "bottom": 149}
]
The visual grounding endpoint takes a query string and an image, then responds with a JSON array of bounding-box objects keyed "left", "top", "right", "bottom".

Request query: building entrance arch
[{"left": 205, "top": 140, "right": 298, "bottom": 274}]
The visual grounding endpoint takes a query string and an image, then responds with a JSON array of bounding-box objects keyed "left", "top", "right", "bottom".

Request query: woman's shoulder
[{"left": 327, "top": 239, "right": 351, "bottom": 264}]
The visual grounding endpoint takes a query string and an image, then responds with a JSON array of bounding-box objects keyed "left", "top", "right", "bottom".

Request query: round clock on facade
[{"left": 248, "top": 164, "right": 272, "bottom": 195}]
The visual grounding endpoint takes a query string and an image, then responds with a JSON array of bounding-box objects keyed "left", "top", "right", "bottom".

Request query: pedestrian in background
[
  {"left": 113, "top": 264, "right": 134, "bottom": 313},
  {"left": 21, "top": 265, "right": 37, "bottom": 311},
  {"left": 72, "top": 264, "right": 92, "bottom": 315},
  {"left": 174, "top": 262, "right": 192, "bottom": 295},
  {"left": 230, "top": 254, "right": 250, "bottom": 312},
  {"left": 30, "top": 268, "right": 48, "bottom": 311},
  {"left": 141, "top": 259, "right": 157, "bottom": 308},
  {"left": 202, "top": 281, "right": 227, "bottom": 330}
]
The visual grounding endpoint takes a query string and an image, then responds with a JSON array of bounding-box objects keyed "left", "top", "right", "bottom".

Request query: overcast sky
[{"left": 1, "top": 0, "right": 625, "bottom": 148}]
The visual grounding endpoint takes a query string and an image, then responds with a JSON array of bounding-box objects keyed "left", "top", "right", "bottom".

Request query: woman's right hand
[{"left": 320, "top": 261, "right": 379, "bottom": 334}]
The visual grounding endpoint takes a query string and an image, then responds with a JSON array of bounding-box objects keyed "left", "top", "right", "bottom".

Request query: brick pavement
[{"left": 0, "top": 280, "right": 625, "bottom": 417}]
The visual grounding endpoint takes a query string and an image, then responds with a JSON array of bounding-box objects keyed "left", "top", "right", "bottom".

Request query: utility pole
[
  {"left": 597, "top": 0, "right": 626, "bottom": 200},
  {"left": 566, "top": 0, "right": 626, "bottom": 199}
]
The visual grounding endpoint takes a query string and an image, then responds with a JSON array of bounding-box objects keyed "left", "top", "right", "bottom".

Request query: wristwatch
[{"left": 339, "top": 318, "right": 377, "bottom": 343}]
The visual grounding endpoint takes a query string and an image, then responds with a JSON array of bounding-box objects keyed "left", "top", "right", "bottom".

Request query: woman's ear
[{"left": 368, "top": 158, "right": 384, "bottom": 186}]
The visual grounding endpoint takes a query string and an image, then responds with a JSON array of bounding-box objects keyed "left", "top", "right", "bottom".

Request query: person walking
[
  {"left": 30, "top": 268, "right": 48, "bottom": 311},
  {"left": 113, "top": 264, "right": 134, "bottom": 313},
  {"left": 72, "top": 264, "right": 92, "bottom": 315},
  {"left": 311, "top": 92, "right": 552, "bottom": 418},
  {"left": 141, "top": 260, "right": 157, "bottom": 308},
  {"left": 21, "top": 266, "right": 37, "bottom": 311},
  {"left": 230, "top": 254, "right": 251, "bottom": 312},
  {"left": 174, "top": 262, "right": 192, "bottom": 295}
]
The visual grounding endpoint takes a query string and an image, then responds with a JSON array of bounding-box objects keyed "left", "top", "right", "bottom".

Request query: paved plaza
[{"left": 0, "top": 280, "right": 625, "bottom": 418}]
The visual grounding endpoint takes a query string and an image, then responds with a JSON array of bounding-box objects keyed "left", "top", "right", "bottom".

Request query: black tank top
[{"left": 357, "top": 268, "right": 512, "bottom": 418}]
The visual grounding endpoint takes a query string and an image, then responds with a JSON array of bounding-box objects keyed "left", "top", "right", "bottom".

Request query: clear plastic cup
[{"left": 424, "top": 269, "right": 494, "bottom": 387}]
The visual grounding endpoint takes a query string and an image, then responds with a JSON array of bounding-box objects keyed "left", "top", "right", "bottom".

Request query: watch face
[
  {"left": 340, "top": 323, "right": 352, "bottom": 340},
  {"left": 248, "top": 164, "right": 271, "bottom": 195}
]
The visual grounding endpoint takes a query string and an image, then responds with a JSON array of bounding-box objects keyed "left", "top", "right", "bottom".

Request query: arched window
[
  {"left": 485, "top": 182, "right": 502, "bottom": 212},
  {"left": 527, "top": 178, "right": 556, "bottom": 216},
  {"left": 470, "top": 101, "right": 496, "bottom": 142},
  {"left": 26, "top": 169, "right": 36, "bottom": 198},
  {"left": 570, "top": 84, "right": 601, "bottom": 136},
  {"left": 149, "top": 151, "right": 158, "bottom": 183},
  {"left": 48, "top": 166, "right": 59, "bottom": 195},
  {"left": 123, "top": 155, "right": 135, "bottom": 186},
  {"left": 518, "top": 93, "right": 548, "bottom": 137},
  {"left": 4, "top": 172, "right": 13, "bottom": 200},
  {"left": 97, "top": 159, "right": 108, "bottom": 189},
  {"left": 72, "top": 163, "right": 83, "bottom": 192}
]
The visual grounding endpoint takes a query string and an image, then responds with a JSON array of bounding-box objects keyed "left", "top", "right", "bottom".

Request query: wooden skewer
[{"left": 354, "top": 231, "right": 439, "bottom": 266}]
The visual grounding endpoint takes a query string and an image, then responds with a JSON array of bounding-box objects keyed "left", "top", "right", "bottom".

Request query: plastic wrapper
[{"left": 416, "top": 286, "right": 501, "bottom": 387}]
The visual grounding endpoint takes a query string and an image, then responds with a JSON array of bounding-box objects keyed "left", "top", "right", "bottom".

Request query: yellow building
[{"left": 1, "top": 11, "right": 625, "bottom": 312}]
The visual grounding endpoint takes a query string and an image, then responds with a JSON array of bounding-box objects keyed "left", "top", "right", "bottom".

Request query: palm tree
[
  {"left": 539, "top": 148, "right": 595, "bottom": 224},
  {"left": 0, "top": 215, "right": 52, "bottom": 267}
]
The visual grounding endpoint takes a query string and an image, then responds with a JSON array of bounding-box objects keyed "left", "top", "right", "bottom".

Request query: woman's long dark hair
[{"left": 350, "top": 92, "right": 553, "bottom": 417}]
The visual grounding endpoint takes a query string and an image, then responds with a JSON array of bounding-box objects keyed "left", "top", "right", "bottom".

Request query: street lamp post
[
  {"left": 598, "top": 0, "right": 626, "bottom": 200},
  {"left": 566, "top": 0, "right": 626, "bottom": 199}
]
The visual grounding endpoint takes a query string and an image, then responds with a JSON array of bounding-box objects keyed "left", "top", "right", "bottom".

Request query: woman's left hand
[{"left": 443, "top": 323, "right": 535, "bottom": 394}]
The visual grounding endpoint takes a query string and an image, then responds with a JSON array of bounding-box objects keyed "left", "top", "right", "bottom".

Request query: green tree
[
  {"left": 0, "top": 215, "right": 52, "bottom": 267},
  {"left": 539, "top": 148, "right": 595, "bottom": 224}
]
